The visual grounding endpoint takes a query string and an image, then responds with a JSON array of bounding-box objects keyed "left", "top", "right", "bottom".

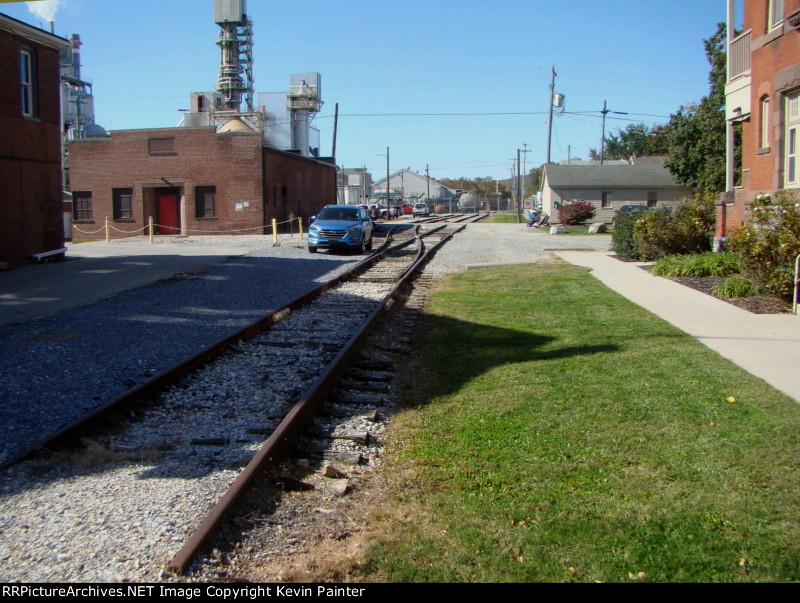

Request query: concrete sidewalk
[{"left": 557, "top": 251, "right": 800, "bottom": 404}]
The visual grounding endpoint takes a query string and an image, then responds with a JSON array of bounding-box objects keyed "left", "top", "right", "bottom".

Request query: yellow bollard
[
  {"left": 272, "top": 218, "right": 278, "bottom": 245},
  {"left": 105, "top": 217, "right": 110, "bottom": 243},
  {"left": 149, "top": 216, "right": 154, "bottom": 245},
  {"left": 299, "top": 217, "right": 304, "bottom": 241}
]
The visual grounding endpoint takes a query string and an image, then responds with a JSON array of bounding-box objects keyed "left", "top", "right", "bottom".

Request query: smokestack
[{"left": 69, "top": 34, "right": 82, "bottom": 81}]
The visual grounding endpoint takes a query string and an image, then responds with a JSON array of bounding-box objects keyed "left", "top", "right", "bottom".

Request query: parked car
[
  {"left": 400, "top": 203, "right": 414, "bottom": 215},
  {"left": 412, "top": 202, "right": 430, "bottom": 217},
  {"left": 308, "top": 205, "right": 374, "bottom": 254},
  {"left": 612, "top": 204, "right": 651, "bottom": 228}
]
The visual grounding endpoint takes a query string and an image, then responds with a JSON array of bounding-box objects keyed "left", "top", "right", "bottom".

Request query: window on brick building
[
  {"left": 760, "top": 96, "right": 770, "bottom": 150},
  {"left": 768, "top": 0, "right": 784, "bottom": 30},
  {"left": 786, "top": 90, "right": 799, "bottom": 188},
  {"left": 73, "top": 192, "right": 93, "bottom": 221},
  {"left": 195, "top": 186, "right": 216, "bottom": 218},
  {"left": 148, "top": 137, "right": 176, "bottom": 155},
  {"left": 20, "top": 48, "right": 36, "bottom": 117},
  {"left": 113, "top": 188, "right": 133, "bottom": 219}
]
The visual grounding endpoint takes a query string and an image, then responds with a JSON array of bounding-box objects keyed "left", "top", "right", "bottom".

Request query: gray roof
[{"left": 545, "top": 163, "right": 688, "bottom": 189}]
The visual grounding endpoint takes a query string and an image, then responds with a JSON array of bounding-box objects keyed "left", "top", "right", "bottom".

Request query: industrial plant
[{"left": 66, "top": 0, "right": 336, "bottom": 241}]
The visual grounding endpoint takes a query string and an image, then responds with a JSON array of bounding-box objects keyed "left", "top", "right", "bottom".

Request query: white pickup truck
[{"left": 412, "top": 202, "right": 430, "bottom": 217}]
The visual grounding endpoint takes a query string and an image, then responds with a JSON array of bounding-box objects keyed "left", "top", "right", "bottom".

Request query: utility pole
[
  {"left": 600, "top": 100, "right": 628, "bottom": 165},
  {"left": 521, "top": 143, "right": 531, "bottom": 208},
  {"left": 332, "top": 102, "right": 339, "bottom": 159},
  {"left": 425, "top": 164, "right": 431, "bottom": 206},
  {"left": 381, "top": 147, "right": 389, "bottom": 206},
  {"left": 517, "top": 148, "right": 522, "bottom": 223},
  {"left": 546, "top": 66, "right": 556, "bottom": 164},
  {"left": 509, "top": 158, "right": 516, "bottom": 212}
]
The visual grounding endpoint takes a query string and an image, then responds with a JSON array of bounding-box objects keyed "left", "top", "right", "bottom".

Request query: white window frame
[
  {"left": 760, "top": 96, "right": 770, "bottom": 149},
  {"left": 20, "top": 49, "right": 34, "bottom": 117},
  {"left": 768, "top": 0, "right": 784, "bottom": 30},
  {"left": 786, "top": 91, "right": 799, "bottom": 188}
]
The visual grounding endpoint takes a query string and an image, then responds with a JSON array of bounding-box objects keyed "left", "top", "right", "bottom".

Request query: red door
[{"left": 158, "top": 192, "right": 180, "bottom": 235}]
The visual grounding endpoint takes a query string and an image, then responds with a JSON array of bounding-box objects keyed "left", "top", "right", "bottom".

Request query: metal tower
[{"left": 214, "top": 0, "right": 254, "bottom": 112}]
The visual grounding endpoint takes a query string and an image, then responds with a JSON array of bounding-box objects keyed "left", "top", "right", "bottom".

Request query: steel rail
[
  {"left": 0, "top": 225, "right": 413, "bottom": 474},
  {"left": 167, "top": 224, "right": 463, "bottom": 575}
]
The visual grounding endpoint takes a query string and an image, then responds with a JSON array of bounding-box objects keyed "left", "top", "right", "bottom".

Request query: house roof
[
  {"left": 0, "top": 13, "right": 70, "bottom": 49},
  {"left": 544, "top": 163, "right": 688, "bottom": 189},
  {"left": 373, "top": 169, "right": 457, "bottom": 194}
]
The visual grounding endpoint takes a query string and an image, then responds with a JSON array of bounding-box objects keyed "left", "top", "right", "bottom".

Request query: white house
[{"left": 540, "top": 160, "right": 694, "bottom": 223}]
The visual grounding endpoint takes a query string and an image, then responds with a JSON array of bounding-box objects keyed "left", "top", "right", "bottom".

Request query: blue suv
[{"left": 308, "top": 205, "right": 374, "bottom": 254}]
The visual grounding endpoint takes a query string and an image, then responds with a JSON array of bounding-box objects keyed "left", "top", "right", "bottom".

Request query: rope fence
[{"left": 71, "top": 216, "right": 305, "bottom": 245}]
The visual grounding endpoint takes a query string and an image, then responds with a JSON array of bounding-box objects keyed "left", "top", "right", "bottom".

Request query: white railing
[{"left": 728, "top": 30, "right": 751, "bottom": 80}]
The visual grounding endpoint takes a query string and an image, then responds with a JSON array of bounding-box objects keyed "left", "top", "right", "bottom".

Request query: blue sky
[{"left": 3, "top": 0, "right": 735, "bottom": 180}]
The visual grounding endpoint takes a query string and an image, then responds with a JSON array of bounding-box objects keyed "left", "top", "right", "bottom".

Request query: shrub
[
  {"left": 633, "top": 194, "right": 716, "bottom": 260},
  {"left": 650, "top": 252, "right": 740, "bottom": 278},
  {"left": 727, "top": 191, "right": 800, "bottom": 300},
  {"left": 712, "top": 276, "right": 760, "bottom": 299},
  {"left": 558, "top": 200, "right": 596, "bottom": 225},
  {"left": 611, "top": 214, "right": 642, "bottom": 260}
]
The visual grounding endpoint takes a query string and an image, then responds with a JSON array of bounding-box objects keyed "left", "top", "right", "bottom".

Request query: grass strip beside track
[
  {"left": 488, "top": 214, "right": 523, "bottom": 223},
  {"left": 363, "top": 263, "right": 800, "bottom": 582}
]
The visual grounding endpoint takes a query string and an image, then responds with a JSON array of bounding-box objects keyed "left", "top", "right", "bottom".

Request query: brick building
[
  {"left": 0, "top": 13, "right": 70, "bottom": 263},
  {"left": 68, "top": 122, "right": 336, "bottom": 239},
  {"left": 721, "top": 0, "right": 800, "bottom": 236}
]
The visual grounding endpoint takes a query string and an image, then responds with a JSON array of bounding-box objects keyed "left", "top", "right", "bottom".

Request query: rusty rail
[
  {"left": 0, "top": 226, "right": 413, "bottom": 474},
  {"left": 167, "top": 224, "right": 465, "bottom": 574}
]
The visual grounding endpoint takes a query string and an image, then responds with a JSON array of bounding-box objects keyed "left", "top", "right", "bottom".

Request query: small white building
[
  {"left": 338, "top": 168, "right": 373, "bottom": 205},
  {"left": 540, "top": 161, "right": 693, "bottom": 224},
  {"left": 371, "top": 169, "right": 457, "bottom": 204}
]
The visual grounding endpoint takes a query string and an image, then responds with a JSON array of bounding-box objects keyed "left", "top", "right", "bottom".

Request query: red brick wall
[
  {"left": 68, "top": 128, "right": 337, "bottom": 239},
  {"left": 263, "top": 149, "right": 336, "bottom": 227},
  {"left": 722, "top": 0, "right": 800, "bottom": 237},
  {"left": 743, "top": 0, "right": 800, "bottom": 192},
  {"left": 0, "top": 27, "right": 65, "bottom": 262},
  {"left": 69, "top": 127, "right": 266, "bottom": 238}
]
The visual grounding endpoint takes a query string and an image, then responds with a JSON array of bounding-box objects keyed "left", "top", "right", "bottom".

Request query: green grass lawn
[
  {"left": 488, "top": 213, "right": 523, "bottom": 223},
  {"left": 361, "top": 263, "right": 800, "bottom": 583}
]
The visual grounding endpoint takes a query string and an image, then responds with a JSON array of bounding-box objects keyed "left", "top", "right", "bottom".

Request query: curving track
[{"left": 0, "top": 216, "right": 485, "bottom": 581}]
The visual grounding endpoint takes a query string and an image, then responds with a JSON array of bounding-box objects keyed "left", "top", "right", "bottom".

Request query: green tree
[
  {"left": 590, "top": 123, "right": 672, "bottom": 161},
  {"left": 528, "top": 165, "right": 542, "bottom": 191},
  {"left": 664, "top": 22, "right": 727, "bottom": 192}
]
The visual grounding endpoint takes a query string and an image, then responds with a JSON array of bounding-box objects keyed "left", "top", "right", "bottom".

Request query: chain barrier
[
  {"left": 71, "top": 217, "right": 306, "bottom": 242},
  {"left": 108, "top": 224, "right": 149, "bottom": 234},
  {"left": 71, "top": 224, "right": 107, "bottom": 235}
]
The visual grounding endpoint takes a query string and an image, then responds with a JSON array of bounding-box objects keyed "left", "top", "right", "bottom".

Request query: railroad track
[{"left": 0, "top": 218, "right": 480, "bottom": 582}]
